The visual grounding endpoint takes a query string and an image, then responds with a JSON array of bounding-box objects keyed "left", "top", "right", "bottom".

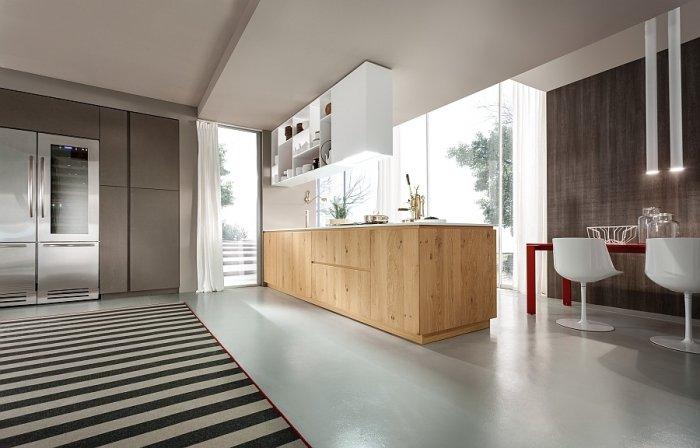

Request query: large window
[
  {"left": 218, "top": 126, "right": 260, "bottom": 287},
  {"left": 315, "top": 80, "right": 530, "bottom": 289}
]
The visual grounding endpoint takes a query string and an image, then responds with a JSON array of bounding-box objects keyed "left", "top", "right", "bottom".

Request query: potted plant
[{"left": 322, "top": 174, "right": 369, "bottom": 226}]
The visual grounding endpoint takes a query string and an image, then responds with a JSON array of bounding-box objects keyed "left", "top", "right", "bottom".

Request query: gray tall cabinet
[
  {"left": 128, "top": 113, "right": 180, "bottom": 292},
  {"left": 0, "top": 87, "right": 181, "bottom": 297}
]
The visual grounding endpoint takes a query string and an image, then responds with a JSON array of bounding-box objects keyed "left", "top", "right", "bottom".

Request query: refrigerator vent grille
[
  {"left": 0, "top": 291, "right": 28, "bottom": 305},
  {"left": 46, "top": 288, "right": 91, "bottom": 300}
]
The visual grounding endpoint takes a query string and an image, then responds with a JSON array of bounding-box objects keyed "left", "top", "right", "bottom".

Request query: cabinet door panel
[
  {"left": 130, "top": 188, "right": 179, "bottom": 291},
  {"left": 263, "top": 232, "right": 278, "bottom": 286},
  {"left": 370, "top": 228, "right": 420, "bottom": 334},
  {"left": 99, "top": 108, "right": 128, "bottom": 187},
  {"left": 312, "top": 229, "right": 370, "bottom": 270},
  {"left": 99, "top": 186, "right": 128, "bottom": 294},
  {"left": 0, "top": 88, "right": 99, "bottom": 139},
  {"left": 419, "top": 227, "right": 496, "bottom": 334},
  {"left": 312, "top": 263, "right": 370, "bottom": 318},
  {"left": 130, "top": 113, "right": 179, "bottom": 191},
  {"left": 291, "top": 232, "right": 311, "bottom": 298}
]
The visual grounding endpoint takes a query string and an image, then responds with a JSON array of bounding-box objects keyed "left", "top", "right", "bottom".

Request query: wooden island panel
[
  {"left": 418, "top": 226, "right": 496, "bottom": 340},
  {"left": 263, "top": 225, "right": 496, "bottom": 344},
  {"left": 369, "top": 227, "right": 420, "bottom": 335}
]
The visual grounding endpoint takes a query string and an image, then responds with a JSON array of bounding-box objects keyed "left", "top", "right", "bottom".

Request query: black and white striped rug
[{"left": 0, "top": 303, "right": 308, "bottom": 447}]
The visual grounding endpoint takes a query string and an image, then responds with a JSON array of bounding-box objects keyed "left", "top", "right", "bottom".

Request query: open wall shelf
[{"left": 270, "top": 61, "right": 392, "bottom": 187}]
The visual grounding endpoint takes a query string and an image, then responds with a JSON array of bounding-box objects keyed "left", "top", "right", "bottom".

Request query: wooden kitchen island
[{"left": 263, "top": 223, "right": 496, "bottom": 344}]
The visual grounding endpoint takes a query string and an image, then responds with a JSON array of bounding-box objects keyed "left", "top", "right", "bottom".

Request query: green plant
[
  {"left": 446, "top": 104, "right": 513, "bottom": 276},
  {"left": 222, "top": 223, "right": 248, "bottom": 241},
  {"left": 322, "top": 173, "right": 370, "bottom": 220},
  {"left": 218, "top": 143, "right": 235, "bottom": 207}
]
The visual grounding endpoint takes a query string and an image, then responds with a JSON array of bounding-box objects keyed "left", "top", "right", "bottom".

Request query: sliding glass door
[{"left": 218, "top": 126, "right": 261, "bottom": 287}]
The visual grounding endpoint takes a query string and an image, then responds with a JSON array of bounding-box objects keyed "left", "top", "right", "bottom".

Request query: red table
[{"left": 526, "top": 242, "right": 646, "bottom": 315}]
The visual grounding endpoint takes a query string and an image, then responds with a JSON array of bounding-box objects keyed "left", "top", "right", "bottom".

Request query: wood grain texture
[
  {"left": 263, "top": 232, "right": 278, "bottom": 286},
  {"left": 418, "top": 226, "right": 497, "bottom": 334},
  {"left": 547, "top": 37, "right": 700, "bottom": 318},
  {"left": 291, "top": 232, "right": 312, "bottom": 299},
  {"left": 263, "top": 226, "right": 494, "bottom": 344},
  {"left": 369, "top": 227, "right": 420, "bottom": 334},
  {"left": 312, "top": 263, "right": 371, "bottom": 318},
  {"left": 312, "top": 229, "right": 370, "bottom": 270}
]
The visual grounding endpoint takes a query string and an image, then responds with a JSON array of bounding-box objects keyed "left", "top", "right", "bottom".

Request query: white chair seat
[
  {"left": 645, "top": 238, "right": 700, "bottom": 354},
  {"left": 553, "top": 238, "right": 620, "bottom": 332}
]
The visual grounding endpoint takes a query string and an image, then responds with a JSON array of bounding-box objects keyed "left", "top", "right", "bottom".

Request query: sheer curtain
[
  {"left": 512, "top": 82, "right": 547, "bottom": 295},
  {"left": 196, "top": 120, "right": 224, "bottom": 292}
]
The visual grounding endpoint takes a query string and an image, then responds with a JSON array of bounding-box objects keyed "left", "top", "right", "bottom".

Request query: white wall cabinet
[{"left": 271, "top": 61, "right": 392, "bottom": 187}]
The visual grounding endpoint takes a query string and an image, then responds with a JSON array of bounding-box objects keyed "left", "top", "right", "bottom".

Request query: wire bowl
[{"left": 586, "top": 225, "right": 638, "bottom": 244}]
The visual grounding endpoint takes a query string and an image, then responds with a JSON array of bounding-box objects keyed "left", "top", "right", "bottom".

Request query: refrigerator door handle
[
  {"left": 42, "top": 243, "right": 97, "bottom": 247},
  {"left": 28, "top": 155, "right": 34, "bottom": 218},
  {"left": 0, "top": 243, "right": 28, "bottom": 248},
  {"left": 39, "top": 156, "right": 45, "bottom": 218}
]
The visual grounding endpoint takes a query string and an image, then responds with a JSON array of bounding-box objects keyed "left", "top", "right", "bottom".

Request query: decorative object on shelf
[
  {"left": 398, "top": 174, "right": 425, "bottom": 221},
  {"left": 295, "top": 167, "right": 302, "bottom": 176},
  {"left": 586, "top": 225, "right": 638, "bottom": 244},
  {"left": 285, "top": 126, "right": 293, "bottom": 140},
  {"left": 320, "top": 140, "right": 332, "bottom": 166},
  {"left": 296, "top": 123, "right": 304, "bottom": 134},
  {"left": 648, "top": 212, "right": 680, "bottom": 239},
  {"left": 324, "top": 102, "right": 332, "bottom": 116},
  {"left": 638, "top": 206, "right": 660, "bottom": 242},
  {"left": 302, "top": 164, "right": 312, "bottom": 173},
  {"left": 312, "top": 157, "right": 320, "bottom": 169}
]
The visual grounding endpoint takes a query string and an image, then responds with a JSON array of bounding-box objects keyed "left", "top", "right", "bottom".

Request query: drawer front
[
  {"left": 311, "top": 229, "right": 370, "bottom": 270},
  {"left": 312, "top": 263, "right": 370, "bottom": 319}
]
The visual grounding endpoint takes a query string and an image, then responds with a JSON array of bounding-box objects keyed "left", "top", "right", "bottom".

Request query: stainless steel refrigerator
[{"left": 0, "top": 128, "right": 99, "bottom": 307}]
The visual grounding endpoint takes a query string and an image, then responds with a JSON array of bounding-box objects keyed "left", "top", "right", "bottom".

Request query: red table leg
[
  {"left": 527, "top": 245, "right": 536, "bottom": 315},
  {"left": 562, "top": 278, "right": 572, "bottom": 306}
]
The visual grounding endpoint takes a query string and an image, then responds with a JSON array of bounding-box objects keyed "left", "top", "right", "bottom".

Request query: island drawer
[{"left": 311, "top": 229, "right": 370, "bottom": 270}]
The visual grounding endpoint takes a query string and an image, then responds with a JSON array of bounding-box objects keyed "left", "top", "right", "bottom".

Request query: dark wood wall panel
[{"left": 547, "top": 37, "right": 700, "bottom": 318}]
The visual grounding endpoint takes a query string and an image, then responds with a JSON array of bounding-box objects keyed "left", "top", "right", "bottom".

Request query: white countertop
[{"left": 264, "top": 222, "right": 494, "bottom": 232}]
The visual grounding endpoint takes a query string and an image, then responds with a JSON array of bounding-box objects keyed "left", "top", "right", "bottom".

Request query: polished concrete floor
[{"left": 2, "top": 288, "right": 699, "bottom": 448}]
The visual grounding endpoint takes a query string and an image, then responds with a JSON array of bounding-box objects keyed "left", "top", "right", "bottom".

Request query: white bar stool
[
  {"left": 645, "top": 238, "right": 700, "bottom": 354},
  {"left": 553, "top": 238, "right": 622, "bottom": 331}
]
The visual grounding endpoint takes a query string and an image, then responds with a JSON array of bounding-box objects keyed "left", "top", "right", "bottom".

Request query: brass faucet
[{"left": 398, "top": 174, "right": 425, "bottom": 221}]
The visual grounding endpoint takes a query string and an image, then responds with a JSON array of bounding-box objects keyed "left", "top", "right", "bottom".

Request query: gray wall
[
  {"left": 261, "top": 130, "right": 317, "bottom": 230},
  {"left": 0, "top": 67, "right": 199, "bottom": 293}
]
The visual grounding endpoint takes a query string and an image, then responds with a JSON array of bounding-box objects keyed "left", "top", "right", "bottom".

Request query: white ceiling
[
  {"left": 199, "top": 0, "right": 687, "bottom": 130},
  {"left": 0, "top": 0, "right": 691, "bottom": 128},
  {"left": 515, "top": 0, "right": 700, "bottom": 91},
  {"left": 0, "top": 0, "right": 252, "bottom": 106}
]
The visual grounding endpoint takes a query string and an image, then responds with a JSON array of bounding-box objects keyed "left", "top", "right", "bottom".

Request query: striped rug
[{"left": 0, "top": 303, "right": 308, "bottom": 447}]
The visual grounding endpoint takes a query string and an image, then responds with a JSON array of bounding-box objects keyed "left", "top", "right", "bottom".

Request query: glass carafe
[
  {"left": 647, "top": 213, "right": 680, "bottom": 239},
  {"left": 638, "top": 207, "right": 660, "bottom": 243}
]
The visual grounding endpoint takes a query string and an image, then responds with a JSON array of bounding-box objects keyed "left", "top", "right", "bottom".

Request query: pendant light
[
  {"left": 668, "top": 7, "right": 684, "bottom": 172},
  {"left": 645, "top": 18, "right": 659, "bottom": 175}
]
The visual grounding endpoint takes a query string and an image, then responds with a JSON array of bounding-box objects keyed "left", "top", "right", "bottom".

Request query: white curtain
[
  {"left": 196, "top": 120, "right": 224, "bottom": 292},
  {"left": 512, "top": 82, "right": 548, "bottom": 296}
]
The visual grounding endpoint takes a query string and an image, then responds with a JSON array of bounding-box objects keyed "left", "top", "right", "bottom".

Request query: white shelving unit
[{"left": 271, "top": 61, "right": 392, "bottom": 187}]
